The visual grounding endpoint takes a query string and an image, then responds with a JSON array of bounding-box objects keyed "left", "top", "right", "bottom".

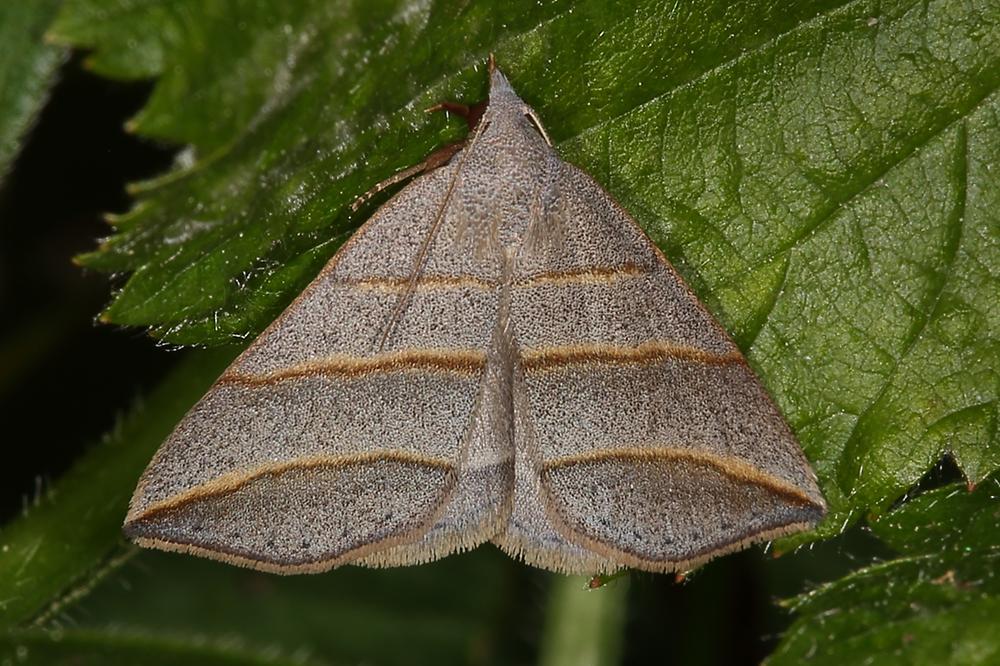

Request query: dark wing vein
[{"left": 375, "top": 120, "right": 493, "bottom": 351}]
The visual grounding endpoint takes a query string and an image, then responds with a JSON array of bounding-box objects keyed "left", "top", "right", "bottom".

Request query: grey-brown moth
[{"left": 123, "top": 58, "right": 826, "bottom": 575}]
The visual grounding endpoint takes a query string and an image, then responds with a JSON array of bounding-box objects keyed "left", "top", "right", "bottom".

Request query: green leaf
[
  {"left": 558, "top": 0, "right": 1000, "bottom": 542},
  {"left": 52, "top": 0, "right": 999, "bottom": 568},
  {"left": 0, "top": 0, "right": 66, "bottom": 181},
  {"left": 768, "top": 476, "right": 1000, "bottom": 665},
  {"left": 12, "top": 547, "right": 521, "bottom": 666},
  {"left": 1, "top": 627, "right": 330, "bottom": 666},
  {"left": 0, "top": 349, "right": 238, "bottom": 629}
]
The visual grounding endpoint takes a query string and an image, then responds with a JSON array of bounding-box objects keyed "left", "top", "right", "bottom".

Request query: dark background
[
  {"left": 0, "top": 53, "right": 884, "bottom": 666},
  {"left": 1, "top": 53, "right": 174, "bottom": 524}
]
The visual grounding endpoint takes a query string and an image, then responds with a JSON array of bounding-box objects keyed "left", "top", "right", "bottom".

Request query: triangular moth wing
[
  {"left": 487, "top": 77, "right": 826, "bottom": 575},
  {"left": 124, "top": 158, "right": 513, "bottom": 573}
]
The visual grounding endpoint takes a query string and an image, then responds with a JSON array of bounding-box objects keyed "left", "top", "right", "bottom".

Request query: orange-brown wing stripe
[
  {"left": 131, "top": 451, "right": 456, "bottom": 523},
  {"left": 517, "top": 262, "right": 649, "bottom": 287},
  {"left": 521, "top": 341, "right": 744, "bottom": 373},
  {"left": 220, "top": 349, "right": 488, "bottom": 386}
]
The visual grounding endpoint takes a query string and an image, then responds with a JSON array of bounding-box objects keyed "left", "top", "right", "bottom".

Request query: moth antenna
[{"left": 425, "top": 101, "right": 488, "bottom": 133}]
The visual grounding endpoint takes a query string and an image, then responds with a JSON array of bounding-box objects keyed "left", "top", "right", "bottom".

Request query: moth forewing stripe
[
  {"left": 219, "top": 349, "right": 488, "bottom": 386},
  {"left": 339, "top": 275, "right": 499, "bottom": 292},
  {"left": 341, "top": 262, "right": 653, "bottom": 293},
  {"left": 129, "top": 451, "right": 457, "bottom": 522},
  {"left": 520, "top": 341, "right": 744, "bottom": 373},
  {"left": 515, "top": 262, "right": 651, "bottom": 288},
  {"left": 540, "top": 448, "right": 820, "bottom": 508}
]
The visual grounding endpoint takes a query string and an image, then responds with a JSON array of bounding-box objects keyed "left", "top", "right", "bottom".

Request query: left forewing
[{"left": 124, "top": 161, "right": 507, "bottom": 573}]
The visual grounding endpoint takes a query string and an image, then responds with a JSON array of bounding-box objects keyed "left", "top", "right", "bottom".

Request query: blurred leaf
[
  {"left": 52, "top": 0, "right": 1000, "bottom": 542},
  {"left": 0, "top": 627, "right": 328, "bottom": 666},
  {"left": 768, "top": 476, "right": 1000, "bottom": 665},
  {"left": 0, "top": 348, "right": 237, "bottom": 630},
  {"left": 0, "top": 0, "right": 66, "bottom": 181},
  {"left": 11, "top": 547, "right": 522, "bottom": 666}
]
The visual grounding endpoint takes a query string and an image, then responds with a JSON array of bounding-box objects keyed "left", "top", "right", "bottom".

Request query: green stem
[{"left": 537, "top": 574, "right": 629, "bottom": 666}]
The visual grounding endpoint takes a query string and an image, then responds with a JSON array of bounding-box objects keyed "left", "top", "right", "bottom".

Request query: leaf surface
[
  {"left": 54, "top": 0, "right": 1000, "bottom": 541},
  {"left": 0, "top": 349, "right": 237, "bottom": 629},
  {"left": 0, "top": 0, "right": 65, "bottom": 181},
  {"left": 19, "top": 10, "right": 997, "bottom": 665},
  {"left": 769, "top": 477, "right": 1000, "bottom": 665}
]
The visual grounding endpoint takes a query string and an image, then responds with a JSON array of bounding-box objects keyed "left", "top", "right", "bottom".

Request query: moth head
[{"left": 487, "top": 64, "right": 553, "bottom": 147}]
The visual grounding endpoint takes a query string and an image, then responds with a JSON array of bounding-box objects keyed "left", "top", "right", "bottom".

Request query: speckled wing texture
[
  {"left": 123, "top": 140, "right": 514, "bottom": 573},
  {"left": 494, "top": 157, "right": 827, "bottom": 574},
  {"left": 124, "top": 62, "right": 825, "bottom": 575}
]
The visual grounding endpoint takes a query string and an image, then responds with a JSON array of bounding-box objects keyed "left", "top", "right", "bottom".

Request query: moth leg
[
  {"left": 351, "top": 96, "right": 490, "bottom": 212},
  {"left": 350, "top": 143, "right": 464, "bottom": 211},
  {"left": 425, "top": 99, "right": 488, "bottom": 132}
]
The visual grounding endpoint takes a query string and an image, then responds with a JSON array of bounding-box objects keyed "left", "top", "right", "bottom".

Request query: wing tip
[
  {"left": 124, "top": 531, "right": 346, "bottom": 575},
  {"left": 122, "top": 507, "right": 505, "bottom": 575},
  {"left": 121, "top": 453, "right": 465, "bottom": 575}
]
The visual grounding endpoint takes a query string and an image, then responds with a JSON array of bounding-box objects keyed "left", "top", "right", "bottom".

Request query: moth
[{"left": 124, "top": 59, "right": 826, "bottom": 575}]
